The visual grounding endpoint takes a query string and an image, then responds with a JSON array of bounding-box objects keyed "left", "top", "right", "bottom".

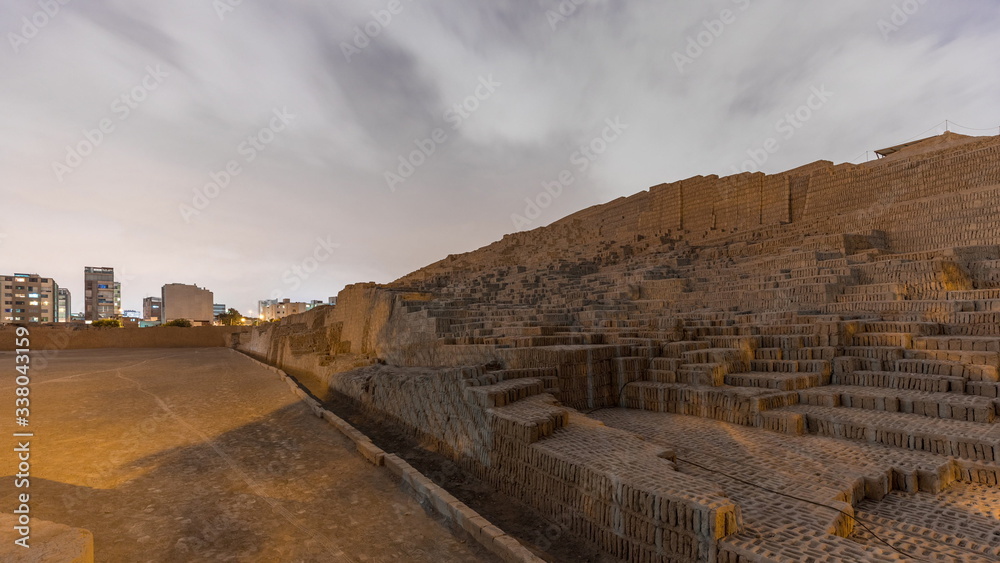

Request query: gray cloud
[{"left": 2, "top": 0, "right": 999, "bottom": 316}]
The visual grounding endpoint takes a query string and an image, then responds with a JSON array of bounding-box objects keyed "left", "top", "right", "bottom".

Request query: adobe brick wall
[
  {"left": 0, "top": 325, "right": 248, "bottom": 351},
  {"left": 231, "top": 133, "right": 1000, "bottom": 562}
]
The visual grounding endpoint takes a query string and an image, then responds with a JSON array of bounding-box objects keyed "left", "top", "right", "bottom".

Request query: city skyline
[
  {"left": 3, "top": 1, "right": 1000, "bottom": 315},
  {"left": 0, "top": 266, "right": 331, "bottom": 320}
]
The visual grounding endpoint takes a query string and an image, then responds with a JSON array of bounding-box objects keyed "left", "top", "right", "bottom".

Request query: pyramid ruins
[{"left": 238, "top": 132, "right": 1000, "bottom": 562}]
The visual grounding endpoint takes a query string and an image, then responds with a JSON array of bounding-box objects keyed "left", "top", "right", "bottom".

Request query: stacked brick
[
  {"left": 233, "top": 132, "right": 1000, "bottom": 562},
  {"left": 328, "top": 364, "right": 742, "bottom": 562}
]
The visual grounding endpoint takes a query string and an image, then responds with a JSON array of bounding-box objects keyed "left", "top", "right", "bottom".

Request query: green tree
[
  {"left": 92, "top": 318, "right": 123, "bottom": 328},
  {"left": 217, "top": 308, "right": 244, "bottom": 326},
  {"left": 163, "top": 318, "right": 192, "bottom": 327}
]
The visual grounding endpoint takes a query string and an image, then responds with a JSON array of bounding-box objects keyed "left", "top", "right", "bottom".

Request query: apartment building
[{"left": 1, "top": 273, "right": 59, "bottom": 323}]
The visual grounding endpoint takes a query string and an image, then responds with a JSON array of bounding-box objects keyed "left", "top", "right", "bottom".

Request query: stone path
[{"left": 0, "top": 348, "right": 495, "bottom": 562}]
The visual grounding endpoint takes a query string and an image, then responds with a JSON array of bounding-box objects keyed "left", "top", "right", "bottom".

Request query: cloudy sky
[{"left": 2, "top": 0, "right": 999, "bottom": 316}]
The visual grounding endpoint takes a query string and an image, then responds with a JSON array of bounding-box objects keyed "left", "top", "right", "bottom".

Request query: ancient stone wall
[
  {"left": 235, "top": 132, "right": 1000, "bottom": 562},
  {"left": 236, "top": 288, "right": 744, "bottom": 561},
  {"left": 328, "top": 362, "right": 742, "bottom": 562},
  {"left": 422, "top": 133, "right": 1000, "bottom": 283}
]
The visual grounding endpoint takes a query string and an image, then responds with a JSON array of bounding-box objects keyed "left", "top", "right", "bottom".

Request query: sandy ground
[{"left": 0, "top": 348, "right": 496, "bottom": 562}]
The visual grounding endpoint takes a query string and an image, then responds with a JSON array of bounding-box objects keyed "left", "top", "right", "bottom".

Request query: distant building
[
  {"left": 214, "top": 303, "right": 227, "bottom": 317},
  {"left": 257, "top": 298, "right": 329, "bottom": 321},
  {"left": 57, "top": 288, "right": 71, "bottom": 323},
  {"left": 328, "top": 296, "right": 337, "bottom": 306},
  {"left": 259, "top": 298, "right": 311, "bottom": 321},
  {"left": 84, "top": 267, "right": 118, "bottom": 320},
  {"left": 257, "top": 299, "right": 276, "bottom": 318},
  {"left": 161, "top": 283, "right": 214, "bottom": 325},
  {"left": 122, "top": 309, "right": 142, "bottom": 319},
  {"left": 143, "top": 297, "right": 162, "bottom": 321},
  {"left": 1, "top": 273, "right": 59, "bottom": 323}
]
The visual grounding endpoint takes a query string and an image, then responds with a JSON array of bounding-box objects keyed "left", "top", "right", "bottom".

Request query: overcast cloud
[{"left": 2, "top": 0, "right": 999, "bottom": 316}]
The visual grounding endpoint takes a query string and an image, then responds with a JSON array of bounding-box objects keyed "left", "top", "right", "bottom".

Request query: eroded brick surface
[{"left": 237, "top": 133, "right": 1000, "bottom": 562}]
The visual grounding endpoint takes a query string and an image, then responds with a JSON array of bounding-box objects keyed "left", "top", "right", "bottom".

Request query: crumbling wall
[
  {"left": 395, "top": 134, "right": 1000, "bottom": 291},
  {"left": 235, "top": 287, "right": 390, "bottom": 384},
  {"left": 329, "top": 364, "right": 742, "bottom": 563},
  {"left": 232, "top": 132, "right": 1000, "bottom": 562},
  {"left": 236, "top": 287, "right": 744, "bottom": 562}
]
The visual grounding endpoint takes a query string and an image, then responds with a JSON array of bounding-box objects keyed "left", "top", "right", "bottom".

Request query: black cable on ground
[
  {"left": 584, "top": 392, "right": 921, "bottom": 558},
  {"left": 582, "top": 380, "right": 634, "bottom": 415},
  {"left": 674, "top": 456, "right": 916, "bottom": 560},
  {"left": 572, "top": 368, "right": 963, "bottom": 559}
]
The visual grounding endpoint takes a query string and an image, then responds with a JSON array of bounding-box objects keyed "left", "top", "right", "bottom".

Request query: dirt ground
[{"left": 0, "top": 348, "right": 497, "bottom": 562}]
